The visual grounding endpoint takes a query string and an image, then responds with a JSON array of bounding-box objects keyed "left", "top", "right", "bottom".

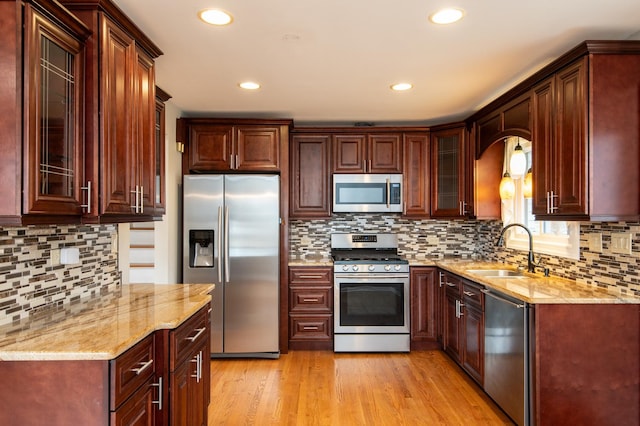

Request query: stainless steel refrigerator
[{"left": 182, "top": 175, "right": 280, "bottom": 357}]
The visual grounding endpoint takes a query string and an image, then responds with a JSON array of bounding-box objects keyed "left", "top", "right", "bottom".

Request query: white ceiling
[{"left": 114, "top": 0, "right": 640, "bottom": 126}]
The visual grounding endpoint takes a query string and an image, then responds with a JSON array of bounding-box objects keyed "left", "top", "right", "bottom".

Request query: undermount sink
[{"left": 466, "top": 269, "right": 524, "bottom": 278}]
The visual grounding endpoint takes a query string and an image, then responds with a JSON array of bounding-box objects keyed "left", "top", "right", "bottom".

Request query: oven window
[
  {"left": 339, "top": 283, "right": 404, "bottom": 326},
  {"left": 335, "top": 183, "right": 386, "bottom": 205}
]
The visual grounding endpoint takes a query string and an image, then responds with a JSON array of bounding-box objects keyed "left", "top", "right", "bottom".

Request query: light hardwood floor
[{"left": 208, "top": 350, "right": 513, "bottom": 425}]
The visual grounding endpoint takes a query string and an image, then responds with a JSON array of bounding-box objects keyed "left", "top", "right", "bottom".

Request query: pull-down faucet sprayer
[{"left": 497, "top": 223, "right": 549, "bottom": 276}]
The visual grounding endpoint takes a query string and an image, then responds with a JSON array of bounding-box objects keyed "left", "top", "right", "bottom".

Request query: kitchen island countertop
[{"left": 0, "top": 283, "right": 213, "bottom": 361}]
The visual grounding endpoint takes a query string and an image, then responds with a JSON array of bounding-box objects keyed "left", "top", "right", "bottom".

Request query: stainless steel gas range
[{"left": 331, "top": 233, "right": 410, "bottom": 352}]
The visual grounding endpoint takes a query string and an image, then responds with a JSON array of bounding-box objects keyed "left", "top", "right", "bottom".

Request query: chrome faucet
[{"left": 496, "top": 223, "right": 549, "bottom": 276}]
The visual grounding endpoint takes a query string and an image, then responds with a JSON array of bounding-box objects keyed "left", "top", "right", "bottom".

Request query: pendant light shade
[
  {"left": 509, "top": 142, "right": 527, "bottom": 178},
  {"left": 523, "top": 168, "right": 533, "bottom": 198},
  {"left": 499, "top": 172, "right": 515, "bottom": 200}
]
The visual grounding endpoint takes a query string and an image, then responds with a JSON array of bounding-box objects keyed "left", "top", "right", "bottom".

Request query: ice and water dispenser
[{"left": 188, "top": 230, "right": 214, "bottom": 267}]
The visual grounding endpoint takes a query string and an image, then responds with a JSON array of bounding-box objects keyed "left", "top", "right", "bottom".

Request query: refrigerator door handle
[
  {"left": 224, "top": 205, "right": 230, "bottom": 283},
  {"left": 217, "top": 206, "right": 223, "bottom": 283}
]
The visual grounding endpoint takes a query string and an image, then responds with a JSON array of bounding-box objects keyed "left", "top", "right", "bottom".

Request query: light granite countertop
[
  {"left": 437, "top": 260, "right": 640, "bottom": 304},
  {"left": 0, "top": 284, "right": 213, "bottom": 361}
]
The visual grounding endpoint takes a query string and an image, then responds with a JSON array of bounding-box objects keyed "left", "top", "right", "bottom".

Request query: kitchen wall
[
  {"left": 0, "top": 224, "right": 120, "bottom": 326},
  {"left": 290, "top": 216, "right": 640, "bottom": 296}
]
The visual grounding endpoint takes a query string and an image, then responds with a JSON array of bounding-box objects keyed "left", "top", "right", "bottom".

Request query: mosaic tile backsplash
[
  {"left": 0, "top": 224, "right": 120, "bottom": 326},
  {"left": 290, "top": 215, "right": 640, "bottom": 297}
]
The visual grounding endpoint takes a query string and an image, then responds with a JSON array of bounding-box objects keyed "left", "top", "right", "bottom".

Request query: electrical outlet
[
  {"left": 588, "top": 233, "right": 602, "bottom": 253},
  {"left": 50, "top": 249, "right": 60, "bottom": 265},
  {"left": 611, "top": 233, "right": 632, "bottom": 255}
]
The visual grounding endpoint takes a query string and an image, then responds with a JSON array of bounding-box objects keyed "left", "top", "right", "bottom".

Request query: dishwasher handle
[{"left": 481, "top": 289, "right": 526, "bottom": 309}]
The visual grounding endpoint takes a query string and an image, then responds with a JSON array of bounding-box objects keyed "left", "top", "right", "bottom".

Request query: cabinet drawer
[
  {"left": 110, "top": 333, "right": 155, "bottom": 410},
  {"left": 170, "top": 305, "right": 209, "bottom": 370},
  {"left": 289, "top": 268, "right": 332, "bottom": 286},
  {"left": 289, "top": 315, "right": 332, "bottom": 340},
  {"left": 290, "top": 287, "right": 332, "bottom": 312},
  {"left": 462, "top": 282, "right": 483, "bottom": 309}
]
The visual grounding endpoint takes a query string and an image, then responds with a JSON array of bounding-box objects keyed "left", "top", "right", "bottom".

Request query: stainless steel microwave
[{"left": 333, "top": 174, "right": 403, "bottom": 213}]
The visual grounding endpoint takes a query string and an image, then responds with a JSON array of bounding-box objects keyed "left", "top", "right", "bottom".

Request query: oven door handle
[{"left": 336, "top": 274, "right": 409, "bottom": 280}]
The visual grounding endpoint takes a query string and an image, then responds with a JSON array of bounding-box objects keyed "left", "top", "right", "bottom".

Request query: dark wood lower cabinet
[
  {"left": 0, "top": 304, "right": 210, "bottom": 426},
  {"left": 288, "top": 266, "right": 333, "bottom": 350},
  {"left": 110, "top": 382, "right": 155, "bottom": 426},
  {"left": 440, "top": 271, "right": 484, "bottom": 385},
  {"left": 410, "top": 267, "right": 440, "bottom": 350}
]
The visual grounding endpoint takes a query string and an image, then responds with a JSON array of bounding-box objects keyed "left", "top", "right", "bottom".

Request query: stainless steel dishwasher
[{"left": 482, "top": 288, "right": 532, "bottom": 426}]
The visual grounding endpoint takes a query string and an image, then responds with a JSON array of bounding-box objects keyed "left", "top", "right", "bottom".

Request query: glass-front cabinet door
[
  {"left": 23, "top": 5, "right": 86, "bottom": 216},
  {"left": 431, "top": 125, "right": 469, "bottom": 218}
]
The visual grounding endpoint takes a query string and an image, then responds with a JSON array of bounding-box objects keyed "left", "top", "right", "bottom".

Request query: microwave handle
[{"left": 386, "top": 178, "right": 390, "bottom": 208}]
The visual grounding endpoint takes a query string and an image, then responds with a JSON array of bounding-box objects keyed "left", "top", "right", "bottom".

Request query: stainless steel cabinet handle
[
  {"left": 151, "top": 377, "right": 163, "bottom": 410},
  {"left": 131, "top": 359, "right": 153, "bottom": 375},
  {"left": 298, "top": 274, "right": 324, "bottom": 279},
  {"left": 81, "top": 181, "right": 91, "bottom": 213},
  {"left": 303, "top": 326, "right": 319, "bottom": 331},
  {"left": 302, "top": 298, "right": 320, "bottom": 302},
  {"left": 549, "top": 190, "right": 558, "bottom": 213},
  {"left": 185, "top": 327, "right": 207, "bottom": 342},
  {"left": 445, "top": 282, "right": 456, "bottom": 287},
  {"left": 190, "top": 351, "right": 203, "bottom": 382},
  {"left": 463, "top": 290, "right": 475, "bottom": 297},
  {"left": 191, "top": 353, "right": 200, "bottom": 381},
  {"left": 140, "top": 186, "right": 144, "bottom": 214},
  {"left": 131, "top": 186, "right": 140, "bottom": 213}
]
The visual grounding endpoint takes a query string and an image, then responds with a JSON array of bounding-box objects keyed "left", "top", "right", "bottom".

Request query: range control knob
[
  {"left": 352, "top": 265, "right": 359, "bottom": 272},
  {"left": 342, "top": 265, "right": 349, "bottom": 272},
  {"left": 368, "top": 265, "right": 375, "bottom": 272},
  {"left": 394, "top": 265, "right": 402, "bottom": 271},
  {"left": 384, "top": 265, "right": 391, "bottom": 271}
]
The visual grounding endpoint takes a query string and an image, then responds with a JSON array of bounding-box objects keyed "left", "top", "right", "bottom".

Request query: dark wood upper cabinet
[
  {"left": 332, "top": 134, "right": 366, "bottom": 173},
  {"left": 430, "top": 124, "right": 472, "bottom": 218},
  {"left": 403, "top": 133, "right": 431, "bottom": 217},
  {"left": 180, "top": 118, "right": 292, "bottom": 173},
  {"left": 154, "top": 87, "right": 171, "bottom": 216},
  {"left": 290, "top": 134, "right": 331, "bottom": 218},
  {"left": 62, "top": 0, "right": 163, "bottom": 222},
  {"left": 188, "top": 125, "right": 234, "bottom": 171},
  {"left": 332, "top": 133, "right": 402, "bottom": 173},
  {"left": 531, "top": 47, "right": 640, "bottom": 221},
  {"left": 531, "top": 60, "right": 587, "bottom": 218},
  {"left": 235, "top": 126, "right": 281, "bottom": 171},
  {"left": 470, "top": 41, "right": 640, "bottom": 222},
  {"left": 0, "top": 0, "right": 91, "bottom": 225}
]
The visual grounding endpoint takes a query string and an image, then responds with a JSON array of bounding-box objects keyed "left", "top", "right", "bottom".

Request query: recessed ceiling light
[
  {"left": 239, "top": 81, "right": 261, "bottom": 90},
  {"left": 429, "top": 8, "right": 464, "bottom": 25},
  {"left": 391, "top": 83, "right": 413, "bottom": 91},
  {"left": 198, "top": 9, "right": 233, "bottom": 26}
]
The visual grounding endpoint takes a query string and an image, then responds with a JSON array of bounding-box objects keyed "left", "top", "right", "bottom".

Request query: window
[{"left": 501, "top": 137, "right": 580, "bottom": 260}]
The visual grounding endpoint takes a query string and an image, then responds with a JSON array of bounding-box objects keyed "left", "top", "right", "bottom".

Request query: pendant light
[
  {"left": 499, "top": 141, "right": 515, "bottom": 200},
  {"left": 509, "top": 140, "right": 527, "bottom": 178},
  {"left": 523, "top": 168, "right": 533, "bottom": 198}
]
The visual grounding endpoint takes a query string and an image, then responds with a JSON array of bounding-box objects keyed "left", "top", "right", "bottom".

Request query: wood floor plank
[{"left": 208, "top": 350, "right": 514, "bottom": 425}]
